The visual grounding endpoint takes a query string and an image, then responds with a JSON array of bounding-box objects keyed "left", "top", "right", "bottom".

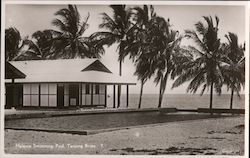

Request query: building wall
[
  {"left": 20, "top": 83, "right": 106, "bottom": 108},
  {"left": 81, "top": 84, "right": 106, "bottom": 106}
]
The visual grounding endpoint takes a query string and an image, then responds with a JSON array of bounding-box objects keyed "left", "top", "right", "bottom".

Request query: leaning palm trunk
[
  {"left": 158, "top": 79, "right": 166, "bottom": 108},
  {"left": 209, "top": 81, "right": 214, "bottom": 115},
  {"left": 230, "top": 87, "right": 234, "bottom": 110},
  {"left": 158, "top": 93, "right": 164, "bottom": 108},
  {"left": 138, "top": 80, "right": 144, "bottom": 109},
  {"left": 158, "top": 73, "right": 168, "bottom": 108}
]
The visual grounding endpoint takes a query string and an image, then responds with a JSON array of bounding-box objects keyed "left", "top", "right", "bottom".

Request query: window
[
  {"left": 99, "top": 85, "right": 105, "bottom": 94},
  {"left": 86, "top": 84, "right": 90, "bottom": 94},
  {"left": 23, "top": 84, "right": 39, "bottom": 106},
  {"left": 48, "top": 84, "right": 57, "bottom": 106},
  {"left": 64, "top": 84, "right": 69, "bottom": 106},
  {"left": 99, "top": 85, "right": 106, "bottom": 105},
  {"left": 82, "top": 84, "right": 105, "bottom": 105},
  {"left": 40, "top": 83, "right": 57, "bottom": 107},
  {"left": 95, "top": 85, "right": 99, "bottom": 94},
  {"left": 41, "top": 83, "right": 48, "bottom": 94}
]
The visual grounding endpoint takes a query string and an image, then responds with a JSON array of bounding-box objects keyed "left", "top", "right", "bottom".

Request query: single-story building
[{"left": 5, "top": 59, "right": 136, "bottom": 109}]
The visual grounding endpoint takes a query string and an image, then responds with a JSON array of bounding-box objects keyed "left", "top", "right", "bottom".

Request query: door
[
  {"left": 15, "top": 84, "right": 23, "bottom": 108},
  {"left": 69, "top": 84, "right": 79, "bottom": 106},
  {"left": 57, "top": 84, "right": 64, "bottom": 108}
]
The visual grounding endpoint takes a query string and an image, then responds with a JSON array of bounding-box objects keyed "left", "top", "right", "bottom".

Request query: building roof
[
  {"left": 6, "top": 59, "right": 136, "bottom": 85},
  {"left": 5, "top": 62, "right": 26, "bottom": 79}
]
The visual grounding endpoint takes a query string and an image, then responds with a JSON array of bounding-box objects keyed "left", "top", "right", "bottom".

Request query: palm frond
[
  {"left": 52, "top": 19, "right": 69, "bottom": 32},
  {"left": 185, "top": 29, "right": 208, "bottom": 53},
  {"left": 78, "top": 12, "right": 90, "bottom": 36},
  {"left": 99, "top": 12, "right": 119, "bottom": 33},
  {"left": 90, "top": 31, "right": 119, "bottom": 47},
  {"left": 195, "top": 21, "right": 207, "bottom": 36}
]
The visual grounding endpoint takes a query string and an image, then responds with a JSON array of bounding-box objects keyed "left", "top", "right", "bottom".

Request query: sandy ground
[{"left": 5, "top": 116, "right": 244, "bottom": 155}]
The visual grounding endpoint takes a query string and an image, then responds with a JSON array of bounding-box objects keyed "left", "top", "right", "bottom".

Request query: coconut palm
[
  {"left": 132, "top": 37, "right": 154, "bottom": 109},
  {"left": 5, "top": 27, "right": 28, "bottom": 61},
  {"left": 124, "top": 5, "right": 156, "bottom": 58},
  {"left": 92, "top": 5, "right": 133, "bottom": 73},
  {"left": 132, "top": 5, "right": 156, "bottom": 29},
  {"left": 148, "top": 17, "right": 183, "bottom": 108},
  {"left": 52, "top": 5, "right": 104, "bottom": 59},
  {"left": 93, "top": 5, "right": 134, "bottom": 108},
  {"left": 222, "top": 32, "right": 245, "bottom": 110},
  {"left": 18, "top": 30, "right": 55, "bottom": 60},
  {"left": 127, "top": 6, "right": 186, "bottom": 109},
  {"left": 134, "top": 50, "right": 156, "bottom": 108},
  {"left": 172, "top": 16, "right": 224, "bottom": 111},
  {"left": 127, "top": 5, "right": 157, "bottom": 108}
]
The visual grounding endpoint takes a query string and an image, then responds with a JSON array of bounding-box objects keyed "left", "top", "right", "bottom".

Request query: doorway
[
  {"left": 57, "top": 84, "right": 64, "bottom": 108},
  {"left": 69, "top": 84, "right": 79, "bottom": 106}
]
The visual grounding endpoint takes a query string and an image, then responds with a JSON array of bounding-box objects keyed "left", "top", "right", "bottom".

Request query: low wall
[{"left": 197, "top": 108, "right": 245, "bottom": 114}]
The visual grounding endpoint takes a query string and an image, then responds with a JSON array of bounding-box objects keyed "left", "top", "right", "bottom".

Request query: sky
[{"left": 5, "top": 3, "right": 246, "bottom": 94}]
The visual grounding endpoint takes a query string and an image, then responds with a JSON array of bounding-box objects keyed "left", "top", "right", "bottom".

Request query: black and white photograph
[{"left": 0, "top": 0, "right": 249, "bottom": 157}]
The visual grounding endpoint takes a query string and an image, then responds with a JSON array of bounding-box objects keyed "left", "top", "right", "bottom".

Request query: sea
[{"left": 106, "top": 94, "right": 245, "bottom": 109}]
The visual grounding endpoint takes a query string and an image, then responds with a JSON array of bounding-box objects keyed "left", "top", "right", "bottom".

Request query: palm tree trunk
[
  {"left": 230, "top": 88, "right": 234, "bottom": 110},
  {"left": 119, "top": 60, "right": 122, "bottom": 76},
  {"left": 158, "top": 92, "right": 163, "bottom": 108},
  {"left": 230, "top": 88, "right": 234, "bottom": 116},
  {"left": 117, "top": 60, "right": 122, "bottom": 108},
  {"left": 158, "top": 80, "right": 163, "bottom": 108},
  {"left": 138, "top": 80, "right": 144, "bottom": 109},
  {"left": 158, "top": 74, "right": 168, "bottom": 108},
  {"left": 209, "top": 81, "right": 214, "bottom": 115}
]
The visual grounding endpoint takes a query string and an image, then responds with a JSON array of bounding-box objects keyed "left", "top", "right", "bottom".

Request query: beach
[{"left": 5, "top": 115, "right": 244, "bottom": 155}]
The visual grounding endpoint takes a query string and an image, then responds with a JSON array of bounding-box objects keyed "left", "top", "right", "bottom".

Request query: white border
[
  {"left": 1, "top": 1, "right": 249, "bottom": 158},
  {"left": 0, "top": 0, "right": 6, "bottom": 157},
  {"left": 244, "top": 2, "right": 250, "bottom": 158},
  {"left": 1, "top": 0, "right": 249, "bottom": 5}
]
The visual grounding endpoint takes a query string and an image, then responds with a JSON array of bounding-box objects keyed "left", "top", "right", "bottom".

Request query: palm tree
[
  {"left": 19, "top": 30, "right": 55, "bottom": 60},
  {"left": 132, "top": 5, "right": 156, "bottom": 29},
  {"left": 52, "top": 5, "right": 104, "bottom": 59},
  {"left": 97, "top": 5, "right": 132, "bottom": 74},
  {"left": 127, "top": 5, "right": 157, "bottom": 108},
  {"left": 94, "top": 5, "right": 134, "bottom": 108},
  {"left": 5, "top": 27, "right": 27, "bottom": 61},
  {"left": 172, "top": 16, "right": 224, "bottom": 112},
  {"left": 134, "top": 51, "right": 156, "bottom": 108},
  {"left": 222, "top": 32, "right": 245, "bottom": 110},
  {"left": 149, "top": 17, "right": 183, "bottom": 108}
]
